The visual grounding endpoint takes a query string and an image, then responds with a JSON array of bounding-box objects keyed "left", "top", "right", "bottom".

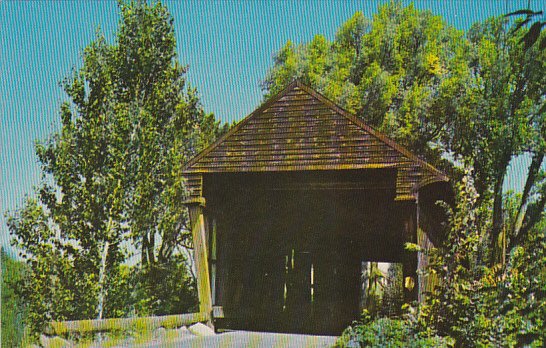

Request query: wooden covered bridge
[{"left": 182, "top": 80, "right": 451, "bottom": 335}]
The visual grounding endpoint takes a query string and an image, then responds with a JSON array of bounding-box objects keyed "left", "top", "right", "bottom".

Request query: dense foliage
[
  {"left": 414, "top": 168, "right": 546, "bottom": 347},
  {"left": 6, "top": 0, "right": 225, "bottom": 336},
  {"left": 263, "top": 2, "right": 468, "bottom": 167},
  {"left": 336, "top": 317, "right": 451, "bottom": 348},
  {"left": 1, "top": 248, "right": 27, "bottom": 347}
]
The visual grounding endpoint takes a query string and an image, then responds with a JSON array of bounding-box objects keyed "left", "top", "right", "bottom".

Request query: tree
[
  {"left": 262, "top": 3, "right": 469, "bottom": 168},
  {"left": 7, "top": 0, "right": 225, "bottom": 333},
  {"left": 444, "top": 17, "right": 546, "bottom": 264}
]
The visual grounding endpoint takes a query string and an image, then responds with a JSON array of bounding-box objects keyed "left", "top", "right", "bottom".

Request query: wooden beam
[
  {"left": 46, "top": 312, "right": 209, "bottom": 335},
  {"left": 187, "top": 199, "right": 213, "bottom": 325},
  {"left": 402, "top": 202, "right": 419, "bottom": 303},
  {"left": 210, "top": 217, "right": 217, "bottom": 305}
]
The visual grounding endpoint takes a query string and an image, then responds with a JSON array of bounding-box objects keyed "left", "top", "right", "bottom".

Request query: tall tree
[
  {"left": 262, "top": 3, "right": 469, "bottom": 167},
  {"left": 446, "top": 17, "right": 546, "bottom": 264},
  {"left": 8, "top": 0, "right": 225, "bottom": 332}
]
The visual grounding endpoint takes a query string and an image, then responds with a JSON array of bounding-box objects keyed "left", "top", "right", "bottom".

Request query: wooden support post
[
  {"left": 402, "top": 202, "right": 419, "bottom": 303},
  {"left": 210, "top": 218, "right": 217, "bottom": 305},
  {"left": 186, "top": 197, "right": 213, "bottom": 327}
]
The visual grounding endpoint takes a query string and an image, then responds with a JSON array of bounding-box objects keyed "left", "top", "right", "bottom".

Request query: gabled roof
[{"left": 183, "top": 80, "right": 448, "bottom": 200}]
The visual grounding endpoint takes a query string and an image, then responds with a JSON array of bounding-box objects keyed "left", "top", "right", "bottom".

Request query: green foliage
[
  {"left": 505, "top": 9, "right": 546, "bottom": 51},
  {"left": 1, "top": 248, "right": 27, "bottom": 347},
  {"left": 263, "top": 2, "right": 469, "bottom": 167},
  {"left": 131, "top": 254, "right": 198, "bottom": 316},
  {"left": 335, "top": 318, "right": 452, "bottom": 348},
  {"left": 380, "top": 264, "right": 404, "bottom": 318},
  {"left": 7, "top": 0, "right": 222, "bottom": 334},
  {"left": 452, "top": 17, "right": 545, "bottom": 264},
  {"left": 417, "top": 169, "right": 495, "bottom": 346},
  {"left": 466, "top": 217, "right": 546, "bottom": 347},
  {"left": 418, "top": 169, "right": 545, "bottom": 347}
]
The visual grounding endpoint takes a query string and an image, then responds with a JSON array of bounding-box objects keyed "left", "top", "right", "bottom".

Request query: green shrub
[
  {"left": 335, "top": 318, "right": 452, "bottom": 348},
  {"left": 1, "top": 248, "right": 27, "bottom": 348}
]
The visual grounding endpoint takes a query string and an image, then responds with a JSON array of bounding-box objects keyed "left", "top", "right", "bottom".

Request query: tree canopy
[{"left": 263, "top": 3, "right": 470, "bottom": 166}]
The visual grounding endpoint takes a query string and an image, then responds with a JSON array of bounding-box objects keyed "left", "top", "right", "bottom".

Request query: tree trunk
[
  {"left": 147, "top": 230, "right": 155, "bottom": 265},
  {"left": 141, "top": 234, "right": 149, "bottom": 266},
  {"left": 490, "top": 167, "right": 507, "bottom": 265},
  {"left": 510, "top": 182, "right": 546, "bottom": 251},
  {"left": 97, "top": 240, "right": 110, "bottom": 320},
  {"left": 512, "top": 152, "right": 544, "bottom": 239}
]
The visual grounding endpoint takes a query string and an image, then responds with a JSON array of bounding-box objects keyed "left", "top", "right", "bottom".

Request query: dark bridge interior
[{"left": 204, "top": 169, "right": 410, "bottom": 334}]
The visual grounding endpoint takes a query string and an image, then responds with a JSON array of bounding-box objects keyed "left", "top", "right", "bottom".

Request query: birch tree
[{"left": 8, "top": 0, "right": 225, "bottom": 332}]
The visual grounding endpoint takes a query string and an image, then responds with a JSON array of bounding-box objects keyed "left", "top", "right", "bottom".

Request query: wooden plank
[
  {"left": 262, "top": 105, "right": 333, "bottom": 114},
  {"left": 221, "top": 138, "right": 380, "bottom": 149},
  {"left": 217, "top": 140, "right": 388, "bottom": 149},
  {"left": 185, "top": 174, "right": 203, "bottom": 199},
  {"left": 278, "top": 89, "right": 314, "bottom": 97},
  {"left": 244, "top": 120, "right": 353, "bottom": 131},
  {"left": 248, "top": 118, "right": 340, "bottom": 127},
  {"left": 188, "top": 203, "right": 213, "bottom": 323},
  {"left": 213, "top": 142, "right": 393, "bottom": 153},
  {"left": 46, "top": 312, "right": 209, "bottom": 335},
  {"left": 195, "top": 154, "right": 409, "bottom": 165},
  {"left": 233, "top": 123, "right": 364, "bottom": 135},
  {"left": 228, "top": 133, "right": 375, "bottom": 143},
  {"left": 278, "top": 88, "right": 308, "bottom": 97},
  {"left": 203, "top": 152, "right": 402, "bottom": 163},
  {"left": 228, "top": 130, "right": 375, "bottom": 141},
  {"left": 194, "top": 163, "right": 394, "bottom": 173},
  {"left": 220, "top": 136, "right": 377, "bottom": 147},
  {"left": 256, "top": 108, "right": 336, "bottom": 119},
  {"left": 196, "top": 151, "right": 413, "bottom": 162},
  {"left": 204, "top": 149, "right": 406, "bottom": 161},
  {"left": 262, "top": 99, "right": 323, "bottom": 108},
  {"left": 276, "top": 96, "right": 316, "bottom": 104},
  {"left": 262, "top": 101, "right": 325, "bottom": 110},
  {"left": 190, "top": 163, "right": 397, "bottom": 173},
  {"left": 205, "top": 145, "right": 404, "bottom": 156},
  {"left": 210, "top": 217, "right": 217, "bottom": 306},
  {"left": 401, "top": 203, "right": 419, "bottom": 303},
  {"left": 238, "top": 125, "right": 365, "bottom": 135}
]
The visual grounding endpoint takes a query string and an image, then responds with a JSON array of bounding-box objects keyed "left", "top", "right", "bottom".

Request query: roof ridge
[
  {"left": 295, "top": 81, "right": 448, "bottom": 182},
  {"left": 182, "top": 80, "right": 301, "bottom": 172}
]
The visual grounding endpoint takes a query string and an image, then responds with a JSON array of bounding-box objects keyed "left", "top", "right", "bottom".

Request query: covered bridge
[{"left": 182, "top": 80, "right": 451, "bottom": 334}]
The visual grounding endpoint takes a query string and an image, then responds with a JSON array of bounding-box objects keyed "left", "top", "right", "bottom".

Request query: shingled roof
[{"left": 183, "top": 80, "right": 448, "bottom": 200}]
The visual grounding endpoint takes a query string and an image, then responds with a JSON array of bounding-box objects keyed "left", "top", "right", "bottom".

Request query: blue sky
[{"left": 1, "top": 0, "right": 544, "bottom": 255}]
